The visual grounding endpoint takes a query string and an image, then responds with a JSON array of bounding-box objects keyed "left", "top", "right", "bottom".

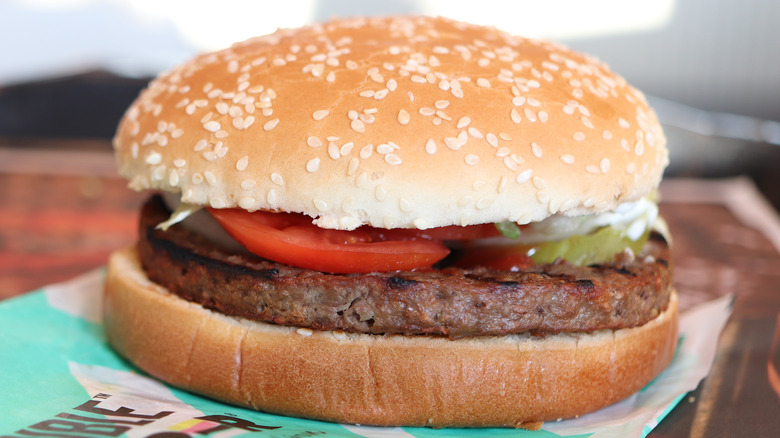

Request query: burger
[{"left": 104, "top": 16, "right": 677, "bottom": 428}]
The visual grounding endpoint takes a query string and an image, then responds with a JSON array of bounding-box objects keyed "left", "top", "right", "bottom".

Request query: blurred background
[{"left": 1, "top": 0, "right": 779, "bottom": 294}]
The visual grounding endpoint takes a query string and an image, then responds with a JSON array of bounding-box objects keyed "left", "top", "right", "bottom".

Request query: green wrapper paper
[{"left": 0, "top": 269, "right": 731, "bottom": 438}]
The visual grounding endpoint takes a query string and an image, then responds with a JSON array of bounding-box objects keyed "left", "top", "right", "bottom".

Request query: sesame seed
[
  {"left": 619, "top": 118, "right": 630, "bottom": 129},
  {"left": 413, "top": 218, "right": 428, "bottom": 229},
  {"left": 477, "top": 78, "right": 491, "bottom": 87},
  {"left": 530, "top": 142, "right": 543, "bottom": 158},
  {"left": 359, "top": 144, "right": 373, "bottom": 159},
  {"left": 374, "top": 89, "right": 389, "bottom": 100},
  {"left": 203, "top": 121, "right": 220, "bottom": 132},
  {"left": 398, "top": 109, "right": 411, "bottom": 125},
  {"left": 307, "top": 136, "right": 322, "bottom": 147},
  {"left": 451, "top": 88, "right": 464, "bottom": 98},
  {"left": 457, "top": 117, "right": 471, "bottom": 129},
  {"left": 204, "top": 171, "right": 217, "bottom": 186},
  {"left": 420, "top": 107, "right": 435, "bottom": 116},
  {"left": 573, "top": 132, "right": 586, "bottom": 141},
  {"left": 328, "top": 142, "right": 340, "bottom": 160},
  {"left": 498, "top": 175, "right": 508, "bottom": 193},
  {"left": 375, "top": 186, "right": 387, "bottom": 201},
  {"left": 340, "top": 142, "right": 354, "bottom": 155},
  {"left": 145, "top": 151, "right": 162, "bottom": 165},
  {"left": 306, "top": 158, "right": 320, "bottom": 172},
  {"left": 561, "top": 154, "right": 575, "bottom": 164},
  {"left": 359, "top": 90, "right": 374, "bottom": 98},
  {"left": 314, "top": 199, "right": 328, "bottom": 211},
  {"left": 581, "top": 116, "right": 594, "bottom": 129},
  {"left": 436, "top": 110, "right": 452, "bottom": 121},
  {"left": 241, "top": 179, "right": 256, "bottom": 190},
  {"left": 238, "top": 197, "right": 256, "bottom": 210},
  {"left": 476, "top": 198, "right": 493, "bottom": 209},
  {"left": 538, "top": 111, "right": 549, "bottom": 123},
  {"left": 399, "top": 198, "right": 411, "bottom": 212},
  {"left": 511, "top": 108, "right": 522, "bottom": 123},
  {"left": 635, "top": 138, "right": 645, "bottom": 155},
  {"left": 504, "top": 156, "right": 520, "bottom": 171},
  {"left": 346, "top": 60, "right": 358, "bottom": 70},
  {"left": 626, "top": 162, "right": 636, "bottom": 174},
  {"left": 513, "top": 96, "right": 526, "bottom": 106},
  {"left": 537, "top": 191, "right": 550, "bottom": 204},
  {"left": 384, "top": 153, "right": 402, "bottom": 165},
  {"left": 425, "top": 138, "right": 437, "bottom": 154},
  {"left": 347, "top": 157, "right": 359, "bottom": 176},
  {"left": 586, "top": 165, "right": 600, "bottom": 174},
  {"left": 532, "top": 176, "right": 547, "bottom": 190},
  {"left": 496, "top": 147, "right": 510, "bottom": 157},
  {"left": 263, "top": 119, "right": 279, "bottom": 131},
  {"left": 486, "top": 133, "right": 498, "bottom": 147},
  {"left": 444, "top": 136, "right": 462, "bottom": 151},
  {"left": 562, "top": 105, "right": 575, "bottom": 115},
  {"left": 236, "top": 155, "right": 249, "bottom": 171},
  {"left": 296, "top": 328, "right": 313, "bottom": 337},
  {"left": 192, "top": 173, "right": 204, "bottom": 184},
  {"left": 215, "top": 130, "right": 228, "bottom": 139},
  {"left": 548, "top": 198, "right": 562, "bottom": 215},
  {"left": 376, "top": 143, "right": 394, "bottom": 154},
  {"left": 435, "top": 100, "right": 450, "bottom": 109},
  {"left": 602, "top": 130, "right": 613, "bottom": 140},
  {"left": 194, "top": 139, "right": 208, "bottom": 152},
  {"left": 600, "top": 158, "right": 611, "bottom": 173},
  {"left": 499, "top": 132, "right": 512, "bottom": 141},
  {"left": 168, "top": 169, "right": 179, "bottom": 187},
  {"left": 269, "top": 173, "right": 284, "bottom": 186},
  {"left": 465, "top": 154, "right": 480, "bottom": 165},
  {"left": 468, "top": 127, "right": 483, "bottom": 138},
  {"left": 386, "top": 79, "right": 397, "bottom": 91},
  {"left": 351, "top": 119, "right": 365, "bottom": 133},
  {"left": 313, "top": 110, "right": 329, "bottom": 120},
  {"left": 348, "top": 110, "right": 358, "bottom": 121},
  {"left": 524, "top": 108, "right": 537, "bottom": 122}
]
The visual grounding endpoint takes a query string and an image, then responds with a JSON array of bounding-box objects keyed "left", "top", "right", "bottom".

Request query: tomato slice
[{"left": 207, "top": 208, "right": 451, "bottom": 274}]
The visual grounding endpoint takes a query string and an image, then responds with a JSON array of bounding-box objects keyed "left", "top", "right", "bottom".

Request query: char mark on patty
[{"left": 137, "top": 196, "right": 673, "bottom": 339}]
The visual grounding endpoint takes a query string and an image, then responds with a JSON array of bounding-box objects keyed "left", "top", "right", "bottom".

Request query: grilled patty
[{"left": 138, "top": 196, "right": 672, "bottom": 338}]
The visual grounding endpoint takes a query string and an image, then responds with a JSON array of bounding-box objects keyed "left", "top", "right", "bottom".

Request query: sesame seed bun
[
  {"left": 113, "top": 15, "right": 668, "bottom": 230},
  {"left": 104, "top": 247, "right": 678, "bottom": 427}
]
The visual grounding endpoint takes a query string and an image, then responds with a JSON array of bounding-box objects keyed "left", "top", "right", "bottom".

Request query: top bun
[{"left": 114, "top": 15, "right": 667, "bottom": 230}]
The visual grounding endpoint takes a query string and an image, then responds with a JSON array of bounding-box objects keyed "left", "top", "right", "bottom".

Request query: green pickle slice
[{"left": 528, "top": 226, "right": 650, "bottom": 266}]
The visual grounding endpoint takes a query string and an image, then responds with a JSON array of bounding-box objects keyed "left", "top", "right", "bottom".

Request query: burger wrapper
[{"left": 0, "top": 268, "right": 731, "bottom": 438}]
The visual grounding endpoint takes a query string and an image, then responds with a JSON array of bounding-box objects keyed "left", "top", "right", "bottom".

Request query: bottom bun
[{"left": 103, "top": 247, "right": 679, "bottom": 428}]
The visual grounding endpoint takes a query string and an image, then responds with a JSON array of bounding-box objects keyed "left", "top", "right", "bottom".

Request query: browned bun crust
[
  {"left": 104, "top": 247, "right": 678, "bottom": 427},
  {"left": 113, "top": 15, "right": 667, "bottom": 230}
]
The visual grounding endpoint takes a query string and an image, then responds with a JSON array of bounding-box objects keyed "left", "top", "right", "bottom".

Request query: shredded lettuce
[
  {"left": 155, "top": 203, "right": 203, "bottom": 231},
  {"left": 494, "top": 222, "right": 522, "bottom": 239}
]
